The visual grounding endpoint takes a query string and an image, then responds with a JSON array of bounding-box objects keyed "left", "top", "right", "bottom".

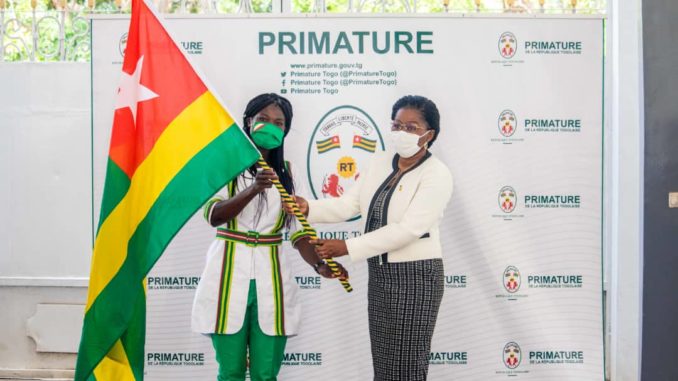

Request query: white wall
[
  {"left": 0, "top": 63, "right": 91, "bottom": 374},
  {"left": 608, "top": 0, "right": 645, "bottom": 380},
  {"left": 0, "top": 63, "right": 91, "bottom": 281}
]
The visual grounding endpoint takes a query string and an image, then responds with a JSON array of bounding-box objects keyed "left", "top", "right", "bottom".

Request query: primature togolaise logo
[
  {"left": 147, "top": 276, "right": 200, "bottom": 290},
  {"left": 529, "top": 350, "right": 585, "bottom": 364},
  {"left": 429, "top": 351, "right": 468, "bottom": 365},
  {"left": 282, "top": 352, "right": 322, "bottom": 366},
  {"left": 147, "top": 352, "right": 205, "bottom": 366}
]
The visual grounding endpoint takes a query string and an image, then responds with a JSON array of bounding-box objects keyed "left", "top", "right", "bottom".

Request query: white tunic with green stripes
[{"left": 191, "top": 173, "right": 312, "bottom": 337}]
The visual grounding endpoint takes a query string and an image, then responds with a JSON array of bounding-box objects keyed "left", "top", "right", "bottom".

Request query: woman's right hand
[
  {"left": 252, "top": 169, "right": 278, "bottom": 193},
  {"left": 283, "top": 195, "right": 309, "bottom": 217}
]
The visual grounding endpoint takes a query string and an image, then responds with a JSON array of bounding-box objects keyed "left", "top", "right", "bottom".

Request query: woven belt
[{"left": 216, "top": 228, "right": 283, "bottom": 246}]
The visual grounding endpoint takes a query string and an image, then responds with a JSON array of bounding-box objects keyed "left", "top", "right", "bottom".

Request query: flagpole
[
  {"left": 139, "top": 0, "right": 351, "bottom": 291},
  {"left": 257, "top": 158, "right": 353, "bottom": 293},
  {"left": 140, "top": 0, "right": 259, "bottom": 155}
]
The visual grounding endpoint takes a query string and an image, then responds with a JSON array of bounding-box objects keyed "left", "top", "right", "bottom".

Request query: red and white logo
[
  {"left": 498, "top": 110, "right": 517, "bottom": 137},
  {"left": 499, "top": 32, "right": 518, "bottom": 59},
  {"left": 503, "top": 266, "right": 521, "bottom": 293},
  {"left": 499, "top": 186, "right": 517, "bottom": 213},
  {"left": 503, "top": 342, "right": 522, "bottom": 369}
]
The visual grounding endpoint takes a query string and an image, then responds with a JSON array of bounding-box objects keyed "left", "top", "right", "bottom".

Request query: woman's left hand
[
  {"left": 309, "top": 239, "right": 348, "bottom": 259},
  {"left": 317, "top": 261, "right": 349, "bottom": 279}
]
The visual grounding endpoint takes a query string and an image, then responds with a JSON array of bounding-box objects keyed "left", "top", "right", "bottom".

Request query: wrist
[
  {"left": 312, "top": 260, "right": 326, "bottom": 274},
  {"left": 248, "top": 183, "right": 263, "bottom": 195}
]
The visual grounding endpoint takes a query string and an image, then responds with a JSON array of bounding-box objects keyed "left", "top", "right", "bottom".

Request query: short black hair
[{"left": 390, "top": 95, "right": 440, "bottom": 148}]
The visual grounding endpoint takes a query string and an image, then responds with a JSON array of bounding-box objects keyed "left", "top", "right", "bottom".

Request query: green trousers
[{"left": 211, "top": 280, "right": 287, "bottom": 381}]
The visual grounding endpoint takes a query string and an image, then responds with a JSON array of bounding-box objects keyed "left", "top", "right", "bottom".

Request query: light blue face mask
[{"left": 250, "top": 122, "right": 284, "bottom": 149}]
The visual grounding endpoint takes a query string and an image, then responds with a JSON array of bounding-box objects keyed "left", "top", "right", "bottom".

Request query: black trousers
[{"left": 367, "top": 257, "right": 445, "bottom": 381}]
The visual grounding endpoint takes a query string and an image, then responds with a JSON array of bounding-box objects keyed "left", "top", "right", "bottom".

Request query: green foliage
[{"left": 0, "top": 0, "right": 606, "bottom": 62}]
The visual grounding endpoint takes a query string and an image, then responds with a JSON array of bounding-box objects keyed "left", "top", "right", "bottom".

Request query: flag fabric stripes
[
  {"left": 352, "top": 135, "right": 377, "bottom": 152},
  {"left": 75, "top": 0, "right": 260, "bottom": 379},
  {"left": 316, "top": 135, "right": 341, "bottom": 153}
]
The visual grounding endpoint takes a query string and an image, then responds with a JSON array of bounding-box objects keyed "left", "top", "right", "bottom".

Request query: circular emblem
[
  {"left": 307, "top": 106, "right": 384, "bottom": 216},
  {"left": 336, "top": 156, "right": 357, "bottom": 179},
  {"left": 119, "top": 32, "right": 128, "bottom": 58},
  {"left": 503, "top": 342, "right": 522, "bottom": 369},
  {"left": 503, "top": 265, "right": 521, "bottom": 293},
  {"left": 498, "top": 110, "right": 517, "bottom": 138},
  {"left": 499, "top": 32, "right": 517, "bottom": 59},
  {"left": 499, "top": 186, "right": 517, "bottom": 213}
]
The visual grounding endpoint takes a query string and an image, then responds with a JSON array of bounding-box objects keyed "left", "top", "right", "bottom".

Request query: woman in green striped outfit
[{"left": 191, "top": 93, "right": 347, "bottom": 381}]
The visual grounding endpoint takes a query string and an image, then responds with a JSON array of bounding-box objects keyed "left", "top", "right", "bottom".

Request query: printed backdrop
[{"left": 91, "top": 14, "right": 604, "bottom": 380}]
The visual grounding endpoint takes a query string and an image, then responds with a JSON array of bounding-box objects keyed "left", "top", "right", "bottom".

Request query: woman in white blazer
[{"left": 292, "top": 95, "right": 454, "bottom": 381}]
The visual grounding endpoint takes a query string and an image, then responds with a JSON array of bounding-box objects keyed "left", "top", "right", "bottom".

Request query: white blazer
[{"left": 307, "top": 150, "right": 453, "bottom": 263}]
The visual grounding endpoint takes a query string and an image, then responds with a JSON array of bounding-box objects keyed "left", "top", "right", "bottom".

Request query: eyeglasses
[{"left": 390, "top": 121, "right": 427, "bottom": 134}]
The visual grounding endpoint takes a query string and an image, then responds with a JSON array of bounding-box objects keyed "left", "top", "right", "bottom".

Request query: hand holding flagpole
[{"left": 256, "top": 158, "right": 353, "bottom": 293}]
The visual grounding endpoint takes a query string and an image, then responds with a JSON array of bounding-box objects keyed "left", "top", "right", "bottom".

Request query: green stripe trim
[
  {"left": 218, "top": 241, "right": 235, "bottom": 333},
  {"left": 227, "top": 180, "right": 237, "bottom": 230},
  {"left": 228, "top": 179, "right": 237, "bottom": 198},
  {"left": 353, "top": 142, "right": 377, "bottom": 148},
  {"left": 75, "top": 125, "right": 259, "bottom": 381},
  {"left": 203, "top": 197, "right": 223, "bottom": 223},
  {"left": 97, "top": 158, "right": 131, "bottom": 233},
  {"left": 317, "top": 145, "right": 340, "bottom": 153},
  {"left": 270, "top": 246, "right": 284, "bottom": 336},
  {"left": 316, "top": 141, "right": 339, "bottom": 149},
  {"left": 271, "top": 247, "right": 282, "bottom": 335},
  {"left": 270, "top": 211, "right": 285, "bottom": 234},
  {"left": 290, "top": 229, "right": 315, "bottom": 245},
  {"left": 357, "top": 136, "right": 376, "bottom": 144},
  {"left": 276, "top": 246, "right": 285, "bottom": 336},
  {"left": 353, "top": 145, "right": 376, "bottom": 153},
  {"left": 215, "top": 233, "right": 282, "bottom": 246}
]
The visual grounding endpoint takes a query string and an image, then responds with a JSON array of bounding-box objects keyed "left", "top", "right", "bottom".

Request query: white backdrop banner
[{"left": 91, "top": 14, "right": 604, "bottom": 381}]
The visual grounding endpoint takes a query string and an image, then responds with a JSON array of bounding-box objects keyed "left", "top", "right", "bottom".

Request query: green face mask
[{"left": 250, "top": 122, "right": 284, "bottom": 149}]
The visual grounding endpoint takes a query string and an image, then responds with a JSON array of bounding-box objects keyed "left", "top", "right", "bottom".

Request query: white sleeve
[
  {"left": 344, "top": 164, "right": 453, "bottom": 262},
  {"left": 306, "top": 172, "right": 363, "bottom": 224},
  {"left": 202, "top": 180, "right": 235, "bottom": 225}
]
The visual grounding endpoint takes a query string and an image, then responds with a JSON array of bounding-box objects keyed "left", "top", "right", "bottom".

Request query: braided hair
[{"left": 242, "top": 93, "right": 295, "bottom": 226}]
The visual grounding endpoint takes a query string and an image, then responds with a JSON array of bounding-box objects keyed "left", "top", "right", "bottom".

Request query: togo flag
[{"left": 75, "top": 0, "right": 260, "bottom": 379}]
